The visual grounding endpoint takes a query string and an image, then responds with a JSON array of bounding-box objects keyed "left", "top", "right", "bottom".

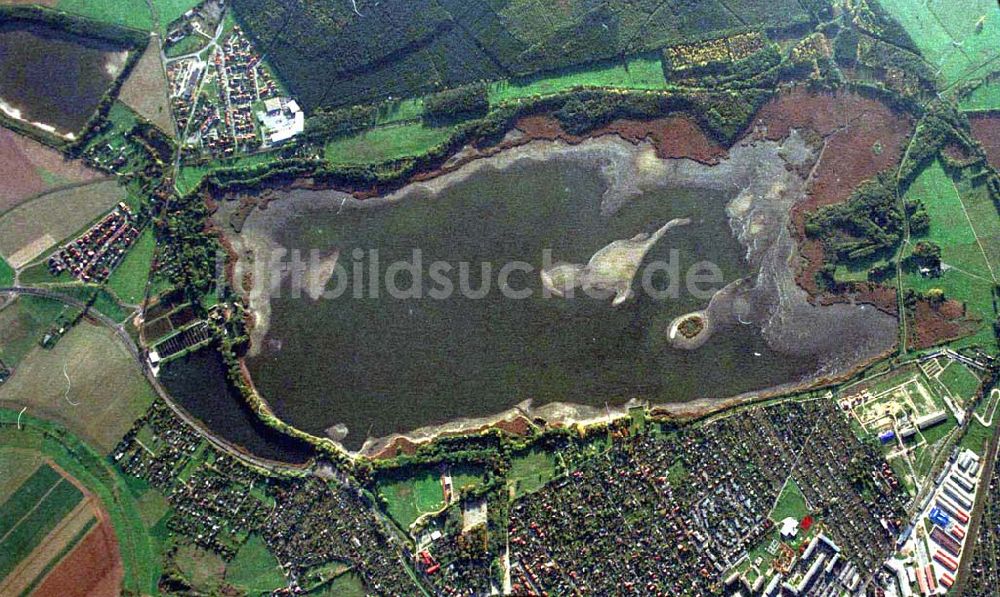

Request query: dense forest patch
[{"left": 231, "top": 0, "right": 819, "bottom": 110}]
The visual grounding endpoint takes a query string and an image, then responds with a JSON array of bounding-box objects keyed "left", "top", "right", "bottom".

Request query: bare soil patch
[
  {"left": 0, "top": 127, "right": 102, "bottom": 213},
  {"left": 908, "top": 297, "right": 980, "bottom": 349},
  {"left": 514, "top": 115, "right": 727, "bottom": 164},
  {"left": 0, "top": 499, "right": 95, "bottom": 596},
  {"left": 970, "top": 114, "right": 1000, "bottom": 170},
  {"left": 33, "top": 518, "right": 122, "bottom": 597}
]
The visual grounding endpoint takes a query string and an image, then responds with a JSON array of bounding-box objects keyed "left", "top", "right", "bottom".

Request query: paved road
[{"left": 0, "top": 286, "right": 309, "bottom": 475}]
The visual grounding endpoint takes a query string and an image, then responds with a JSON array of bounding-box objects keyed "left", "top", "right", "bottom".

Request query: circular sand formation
[{"left": 668, "top": 311, "right": 711, "bottom": 349}]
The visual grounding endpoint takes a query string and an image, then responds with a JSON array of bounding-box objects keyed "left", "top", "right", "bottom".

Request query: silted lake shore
[{"left": 216, "top": 135, "right": 898, "bottom": 452}]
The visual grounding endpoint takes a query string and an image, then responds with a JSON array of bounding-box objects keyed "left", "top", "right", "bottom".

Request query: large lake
[
  {"left": 245, "top": 156, "right": 820, "bottom": 449},
  {"left": 0, "top": 22, "right": 127, "bottom": 135}
]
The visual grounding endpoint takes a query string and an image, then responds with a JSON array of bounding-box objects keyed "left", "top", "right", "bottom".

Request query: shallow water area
[{"left": 236, "top": 142, "right": 845, "bottom": 450}]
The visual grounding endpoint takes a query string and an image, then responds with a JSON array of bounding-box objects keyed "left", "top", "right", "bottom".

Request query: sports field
[
  {"left": 902, "top": 161, "right": 999, "bottom": 349},
  {"left": 0, "top": 179, "right": 126, "bottom": 268},
  {"left": 879, "top": 0, "right": 1000, "bottom": 89},
  {"left": 377, "top": 469, "right": 446, "bottom": 530},
  {"left": 0, "top": 321, "right": 156, "bottom": 453},
  {"left": 324, "top": 122, "right": 459, "bottom": 167},
  {"left": 509, "top": 448, "right": 558, "bottom": 497}
]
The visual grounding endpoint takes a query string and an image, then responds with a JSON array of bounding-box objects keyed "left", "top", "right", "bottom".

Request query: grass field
[
  {"left": 133, "top": 483, "right": 170, "bottom": 528},
  {"left": 107, "top": 228, "right": 164, "bottom": 304},
  {"left": 225, "top": 533, "right": 285, "bottom": 594},
  {"left": 0, "top": 448, "right": 43, "bottom": 504},
  {"left": 0, "top": 295, "right": 78, "bottom": 368},
  {"left": 84, "top": 102, "right": 140, "bottom": 156},
  {"left": 0, "top": 179, "right": 125, "bottom": 269},
  {"left": 509, "top": 449, "right": 557, "bottom": 497},
  {"left": 769, "top": 478, "right": 809, "bottom": 523},
  {"left": 17, "top": 260, "right": 72, "bottom": 286},
  {"left": 55, "top": 0, "right": 153, "bottom": 31},
  {"left": 176, "top": 151, "right": 285, "bottom": 195},
  {"left": 319, "top": 54, "right": 665, "bottom": 168},
  {"left": 150, "top": 0, "right": 203, "bottom": 33},
  {"left": 316, "top": 572, "right": 367, "bottom": 597},
  {"left": 902, "top": 161, "right": 999, "bottom": 350},
  {"left": 174, "top": 542, "right": 226, "bottom": 593},
  {"left": 55, "top": 284, "right": 133, "bottom": 323},
  {"left": 0, "top": 464, "right": 84, "bottom": 581},
  {"left": 878, "top": 0, "right": 1000, "bottom": 89},
  {"left": 910, "top": 415, "right": 959, "bottom": 480},
  {"left": 0, "top": 409, "right": 161, "bottom": 594},
  {"left": 937, "top": 361, "right": 982, "bottom": 401},
  {"left": 489, "top": 55, "right": 667, "bottom": 105},
  {"left": 961, "top": 79, "right": 1000, "bottom": 111},
  {"left": 0, "top": 321, "right": 156, "bottom": 453},
  {"left": 375, "top": 98, "right": 425, "bottom": 125},
  {"left": 377, "top": 469, "right": 446, "bottom": 530},
  {"left": 324, "top": 122, "right": 458, "bottom": 167},
  {"left": 118, "top": 37, "right": 174, "bottom": 137},
  {"left": 0, "top": 256, "right": 12, "bottom": 286},
  {"left": 959, "top": 418, "right": 995, "bottom": 456}
]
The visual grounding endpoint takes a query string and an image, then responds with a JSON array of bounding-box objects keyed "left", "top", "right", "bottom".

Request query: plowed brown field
[
  {"left": 0, "top": 127, "right": 102, "bottom": 213},
  {"left": 33, "top": 518, "right": 122, "bottom": 597},
  {"left": 970, "top": 113, "right": 1000, "bottom": 170}
]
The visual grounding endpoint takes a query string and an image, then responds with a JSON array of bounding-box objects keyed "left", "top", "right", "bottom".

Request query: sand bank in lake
[{"left": 542, "top": 218, "right": 690, "bottom": 306}]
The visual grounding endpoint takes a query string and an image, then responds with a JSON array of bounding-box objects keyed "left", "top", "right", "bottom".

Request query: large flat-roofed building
[{"left": 257, "top": 96, "right": 304, "bottom": 146}]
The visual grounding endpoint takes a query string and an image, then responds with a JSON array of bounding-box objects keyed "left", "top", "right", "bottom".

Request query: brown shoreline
[{"left": 210, "top": 90, "right": 913, "bottom": 460}]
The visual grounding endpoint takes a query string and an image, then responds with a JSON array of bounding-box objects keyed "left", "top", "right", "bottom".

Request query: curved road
[{"left": 0, "top": 286, "right": 309, "bottom": 475}]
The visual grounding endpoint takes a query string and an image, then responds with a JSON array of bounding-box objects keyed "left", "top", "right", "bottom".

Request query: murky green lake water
[{"left": 248, "top": 158, "right": 818, "bottom": 448}]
